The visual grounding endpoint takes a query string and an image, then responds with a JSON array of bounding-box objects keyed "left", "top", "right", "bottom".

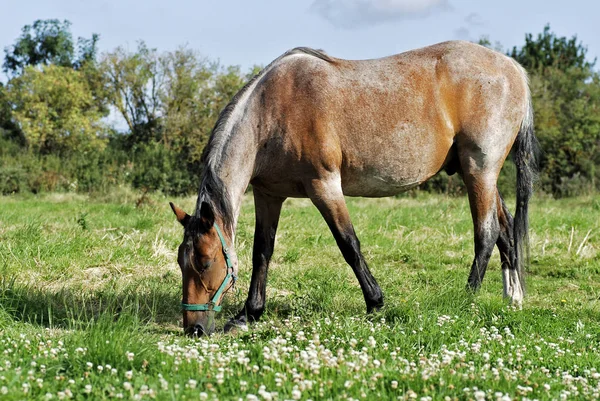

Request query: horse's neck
[{"left": 204, "top": 127, "right": 257, "bottom": 235}]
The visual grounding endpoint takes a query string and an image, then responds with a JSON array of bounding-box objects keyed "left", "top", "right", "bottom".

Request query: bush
[{"left": 129, "top": 141, "right": 195, "bottom": 196}]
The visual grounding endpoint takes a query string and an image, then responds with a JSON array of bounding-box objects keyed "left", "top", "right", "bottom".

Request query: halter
[{"left": 181, "top": 223, "right": 236, "bottom": 313}]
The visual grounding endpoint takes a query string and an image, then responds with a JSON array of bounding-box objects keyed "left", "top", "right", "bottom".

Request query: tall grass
[{"left": 0, "top": 192, "right": 599, "bottom": 400}]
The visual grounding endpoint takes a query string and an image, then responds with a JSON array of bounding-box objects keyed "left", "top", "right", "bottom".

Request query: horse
[{"left": 169, "top": 40, "right": 539, "bottom": 336}]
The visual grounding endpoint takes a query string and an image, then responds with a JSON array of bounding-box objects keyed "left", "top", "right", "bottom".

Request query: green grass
[{"left": 0, "top": 191, "right": 599, "bottom": 400}]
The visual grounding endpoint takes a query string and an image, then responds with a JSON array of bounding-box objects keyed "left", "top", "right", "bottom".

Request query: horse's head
[{"left": 170, "top": 201, "right": 235, "bottom": 337}]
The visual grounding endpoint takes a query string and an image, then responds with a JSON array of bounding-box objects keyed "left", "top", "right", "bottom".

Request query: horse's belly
[
  {"left": 341, "top": 167, "right": 427, "bottom": 197},
  {"left": 339, "top": 134, "right": 451, "bottom": 197}
]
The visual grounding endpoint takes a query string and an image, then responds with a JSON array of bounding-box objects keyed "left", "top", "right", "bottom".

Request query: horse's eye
[{"left": 202, "top": 260, "right": 213, "bottom": 269}]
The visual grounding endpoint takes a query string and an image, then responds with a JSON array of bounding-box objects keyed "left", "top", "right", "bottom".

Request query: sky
[{"left": 1, "top": 0, "right": 599, "bottom": 75}]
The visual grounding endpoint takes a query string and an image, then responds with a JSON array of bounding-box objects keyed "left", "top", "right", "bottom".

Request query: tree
[
  {"left": 100, "top": 42, "right": 163, "bottom": 145},
  {"left": 0, "top": 83, "right": 23, "bottom": 144},
  {"left": 510, "top": 25, "right": 600, "bottom": 195},
  {"left": 160, "top": 48, "right": 213, "bottom": 158},
  {"left": 510, "top": 24, "right": 595, "bottom": 73},
  {"left": 3, "top": 19, "right": 99, "bottom": 76},
  {"left": 5, "top": 65, "right": 108, "bottom": 155}
]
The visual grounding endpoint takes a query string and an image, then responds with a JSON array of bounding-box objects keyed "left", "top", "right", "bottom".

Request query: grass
[{"left": 0, "top": 190, "right": 599, "bottom": 400}]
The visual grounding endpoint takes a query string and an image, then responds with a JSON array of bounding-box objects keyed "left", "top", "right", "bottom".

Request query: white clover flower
[
  {"left": 391, "top": 380, "right": 398, "bottom": 389},
  {"left": 199, "top": 392, "right": 208, "bottom": 400},
  {"left": 474, "top": 390, "right": 485, "bottom": 401},
  {"left": 97, "top": 365, "right": 103, "bottom": 373},
  {"left": 126, "top": 352, "right": 135, "bottom": 361},
  {"left": 84, "top": 385, "right": 92, "bottom": 394},
  {"left": 125, "top": 371, "right": 133, "bottom": 380},
  {"left": 292, "top": 389, "right": 301, "bottom": 400},
  {"left": 45, "top": 393, "right": 53, "bottom": 400},
  {"left": 123, "top": 382, "right": 132, "bottom": 391},
  {"left": 86, "top": 362, "right": 93, "bottom": 370},
  {"left": 188, "top": 379, "right": 197, "bottom": 389}
]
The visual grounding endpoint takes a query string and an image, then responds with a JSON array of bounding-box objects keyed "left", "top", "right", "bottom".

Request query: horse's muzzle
[{"left": 184, "top": 319, "right": 216, "bottom": 337}]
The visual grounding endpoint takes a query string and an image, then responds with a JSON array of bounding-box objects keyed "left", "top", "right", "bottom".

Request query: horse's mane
[{"left": 196, "top": 47, "right": 334, "bottom": 230}]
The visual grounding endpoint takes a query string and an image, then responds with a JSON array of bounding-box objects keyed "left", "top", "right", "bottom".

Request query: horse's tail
[{"left": 512, "top": 73, "right": 539, "bottom": 295}]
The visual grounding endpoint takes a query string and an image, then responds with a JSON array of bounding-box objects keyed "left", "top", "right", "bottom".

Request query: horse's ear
[
  {"left": 169, "top": 202, "right": 190, "bottom": 227},
  {"left": 199, "top": 201, "right": 215, "bottom": 230}
]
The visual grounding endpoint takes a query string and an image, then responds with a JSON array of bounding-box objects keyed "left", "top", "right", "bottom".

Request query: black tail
[{"left": 513, "top": 94, "right": 539, "bottom": 294}]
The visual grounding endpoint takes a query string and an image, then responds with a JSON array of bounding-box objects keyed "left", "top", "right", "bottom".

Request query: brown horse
[{"left": 170, "top": 40, "right": 539, "bottom": 336}]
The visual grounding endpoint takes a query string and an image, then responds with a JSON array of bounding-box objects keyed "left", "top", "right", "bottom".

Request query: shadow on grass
[
  {"left": 0, "top": 276, "right": 344, "bottom": 333},
  {"left": 0, "top": 276, "right": 183, "bottom": 330}
]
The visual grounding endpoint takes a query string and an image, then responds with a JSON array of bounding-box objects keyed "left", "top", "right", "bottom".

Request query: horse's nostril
[
  {"left": 192, "top": 324, "right": 205, "bottom": 337},
  {"left": 184, "top": 324, "right": 206, "bottom": 337}
]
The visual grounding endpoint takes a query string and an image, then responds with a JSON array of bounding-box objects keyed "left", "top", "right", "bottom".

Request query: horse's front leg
[
  {"left": 224, "top": 189, "right": 285, "bottom": 332},
  {"left": 306, "top": 174, "right": 384, "bottom": 313}
]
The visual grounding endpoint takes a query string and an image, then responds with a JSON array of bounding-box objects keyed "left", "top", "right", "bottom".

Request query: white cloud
[{"left": 310, "top": 0, "right": 452, "bottom": 29}]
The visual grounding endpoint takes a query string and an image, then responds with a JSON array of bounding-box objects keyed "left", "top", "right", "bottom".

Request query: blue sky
[{"left": 2, "top": 0, "right": 598, "bottom": 74}]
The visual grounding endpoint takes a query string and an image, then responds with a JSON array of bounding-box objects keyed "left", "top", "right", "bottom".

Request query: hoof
[
  {"left": 224, "top": 317, "right": 248, "bottom": 334},
  {"left": 511, "top": 298, "right": 523, "bottom": 310},
  {"left": 366, "top": 298, "right": 384, "bottom": 314}
]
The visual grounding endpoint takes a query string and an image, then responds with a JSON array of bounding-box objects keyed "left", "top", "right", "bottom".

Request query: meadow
[{"left": 0, "top": 189, "right": 599, "bottom": 400}]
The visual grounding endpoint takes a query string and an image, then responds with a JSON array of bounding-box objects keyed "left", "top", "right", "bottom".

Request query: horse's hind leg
[
  {"left": 306, "top": 174, "right": 384, "bottom": 313},
  {"left": 461, "top": 163, "right": 502, "bottom": 291},
  {"left": 225, "top": 189, "right": 285, "bottom": 331},
  {"left": 496, "top": 190, "right": 524, "bottom": 305}
]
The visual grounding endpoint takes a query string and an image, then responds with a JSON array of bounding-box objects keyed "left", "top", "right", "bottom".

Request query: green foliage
[
  {"left": 5, "top": 65, "right": 108, "bottom": 155},
  {"left": 509, "top": 25, "right": 600, "bottom": 196},
  {"left": 129, "top": 141, "right": 193, "bottom": 195},
  {"left": 3, "top": 19, "right": 99, "bottom": 76},
  {"left": 98, "top": 44, "right": 253, "bottom": 193},
  {"left": 100, "top": 42, "right": 163, "bottom": 145},
  {"left": 510, "top": 24, "right": 595, "bottom": 73},
  {"left": 530, "top": 69, "right": 600, "bottom": 195}
]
